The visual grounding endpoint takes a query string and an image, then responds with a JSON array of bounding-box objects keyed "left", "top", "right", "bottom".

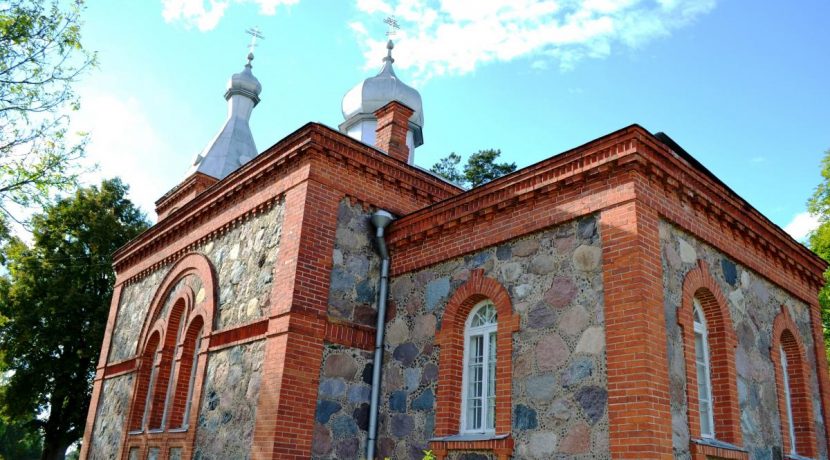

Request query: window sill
[
  {"left": 430, "top": 434, "right": 513, "bottom": 460},
  {"left": 785, "top": 455, "right": 814, "bottom": 460},
  {"left": 690, "top": 438, "right": 749, "bottom": 460}
]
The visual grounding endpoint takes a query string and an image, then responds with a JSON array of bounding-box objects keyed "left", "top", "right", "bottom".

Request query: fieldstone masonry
[
  {"left": 88, "top": 374, "right": 134, "bottom": 460},
  {"left": 106, "top": 200, "right": 284, "bottom": 365},
  {"left": 312, "top": 346, "right": 374, "bottom": 459},
  {"left": 661, "top": 221, "right": 829, "bottom": 460},
  {"left": 108, "top": 270, "right": 167, "bottom": 363},
  {"left": 328, "top": 199, "right": 381, "bottom": 327},
  {"left": 381, "top": 216, "right": 608, "bottom": 459},
  {"left": 193, "top": 340, "right": 265, "bottom": 459}
]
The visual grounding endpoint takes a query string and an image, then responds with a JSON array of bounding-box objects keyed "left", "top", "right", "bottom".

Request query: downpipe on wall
[{"left": 367, "top": 210, "right": 393, "bottom": 460}]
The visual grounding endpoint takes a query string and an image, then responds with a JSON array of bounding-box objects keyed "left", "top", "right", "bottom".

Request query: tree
[
  {"left": 0, "top": 0, "right": 95, "bottom": 223},
  {"left": 0, "top": 179, "right": 149, "bottom": 460},
  {"left": 807, "top": 149, "right": 830, "bottom": 359},
  {"left": 430, "top": 149, "right": 517, "bottom": 189},
  {"left": 0, "top": 414, "right": 42, "bottom": 460}
]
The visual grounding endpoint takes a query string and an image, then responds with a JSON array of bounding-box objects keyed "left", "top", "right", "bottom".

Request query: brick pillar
[
  {"left": 79, "top": 284, "right": 123, "bottom": 460},
  {"left": 251, "top": 176, "right": 342, "bottom": 459},
  {"left": 600, "top": 199, "right": 674, "bottom": 459},
  {"left": 374, "top": 100, "right": 413, "bottom": 163},
  {"left": 810, "top": 300, "right": 830, "bottom": 447}
]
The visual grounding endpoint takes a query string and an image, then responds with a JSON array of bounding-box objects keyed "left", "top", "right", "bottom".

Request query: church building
[{"left": 80, "top": 40, "right": 830, "bottom": 460}]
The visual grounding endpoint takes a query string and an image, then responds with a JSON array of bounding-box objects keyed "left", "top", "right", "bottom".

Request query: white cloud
[
  {"left": 72, "top": 90, "right": 178, "bottom": 220},
  {"left": 161, "top": 0, "right": 298, "bottom": 31},
  {"left": 352, "top": 0, "right": 716, "bottom": 80},
  {"left": 784, "top": 211, "right": 820, "bottom": 242}
]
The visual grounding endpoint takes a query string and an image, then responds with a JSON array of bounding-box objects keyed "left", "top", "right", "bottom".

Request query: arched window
[
  {"left": 461, "top": 301, "right": 497, "bottom": 434},
  {"left": 130, "top": 332, "right": 160, "bottom": 432},
  {"left": 148, "top": 299, "right": 187, "bottom": 430},
  {"left": 168, "top": 317, "right": 204, "bottom": 429},
  {"left": 772, "top": 322, "right": 817, "bottom": 458},
  {"left": 779, "top": 344, "right": 796, "bottom": 456},
  {"left": 678, "top": 263, "right": 742, "bottom": 449},
  {"left": 693, "top": 300, "right": 715, "bottom": 438}
]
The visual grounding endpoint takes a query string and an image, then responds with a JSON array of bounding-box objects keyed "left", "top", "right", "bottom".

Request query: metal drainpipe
[{"left": 367, "top": 210, "right": 393, "bottom": 460}]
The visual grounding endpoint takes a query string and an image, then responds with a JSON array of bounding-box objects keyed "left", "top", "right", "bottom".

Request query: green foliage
[
  {"left": 0, "top": 179, "right": 148, "bottom": 459},
  {"left": 0, "top": 414, "right": 42, "bottom": 460},
  {"left": 430, "top": 149, "right": 517, "bottom": 189},
  {"left": 0, "top": 0, "right": 95, "bottom": 224},
  {"left": 807, "top": 149, "right": 830, "bottom": 361}
]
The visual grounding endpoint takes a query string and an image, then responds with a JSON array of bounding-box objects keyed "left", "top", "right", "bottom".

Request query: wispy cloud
[
  {"left": 72, "top": 90, "right": 177, "bottom": 220},
  {"left": 783, "top": 211, "right": 819, "bottom": 242},
  {"left": 161, "top": 0, "right": 299, "bottom": 31},
  {"left": 351, "top": 0, "right": 716, "bottom": 81}
]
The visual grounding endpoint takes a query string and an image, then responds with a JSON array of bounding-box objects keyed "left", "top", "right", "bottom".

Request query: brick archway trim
[
  {"left": 771, "top": 307, "right": 818, "bottom": 457},
  {"left": 135, "top": 252, "right": 218, "bottom": 351},
  {"left": 432, "top": 269, "right": 519, "bottom": 455},
  {"left": 120, "top": 252, "right": 218, "bottom": 459},
  {"left": 678, "top": 260, "right": 743, "bottom": 448}
]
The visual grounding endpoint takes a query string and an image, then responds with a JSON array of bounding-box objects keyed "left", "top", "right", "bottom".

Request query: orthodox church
[{"left": 80, "top": 39, "right": 830, "bottom": 460}]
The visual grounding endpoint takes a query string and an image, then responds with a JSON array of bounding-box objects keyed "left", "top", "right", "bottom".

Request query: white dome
[{"left": 341, "top": 41, "right": 423, "bottom": 146}]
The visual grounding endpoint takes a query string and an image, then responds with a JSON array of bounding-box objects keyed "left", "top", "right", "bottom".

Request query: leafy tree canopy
[
  {"left": 0, "top": 413, "right": 42, "bottom": 460},
  {"left": 0, "top": 179, "right": 148, "bottom": 460},
  {"left": 430, "top": 149, "right": 517, "bottom": 189},
  {"left": 0, "top": 0, "right": 95, "bottom": 224},
  {"left": 807, "top": 149, "right": 830, "bottom": 360}
]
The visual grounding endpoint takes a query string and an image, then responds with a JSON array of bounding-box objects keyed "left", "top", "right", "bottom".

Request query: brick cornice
[
  {"left": 113, "top": 123, "right": 460, "bottom": 281},
  {"left": 155, "top": 172, "right": 218, "bottom": 219},
  {"left": 388, "top": 125, "right": 642, "bottom": 249},
  {"left": 636, "top": 135, "right": 826, "bottom": 288},
  {"left": 387, "top": 124, "right": 825, "bottom": 290}
]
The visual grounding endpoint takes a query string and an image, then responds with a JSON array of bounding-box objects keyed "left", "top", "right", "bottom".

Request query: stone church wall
[
  {"left": 193, "top": 340, "right": 265, "bottom": 459},
  {"left": 108, "top": 270, "right": 167, "bottom": 363},
  {"left": 106, "top": 199, "right": 284, "bottom": 364},
  {"left": 661, "top": 222, "right": 828, "bottom": 460},
  {"left": 88, "top": 373, "right": 134, "bottom": 460},
  {"left": 327, "top": 198, "right": 381, "bottom": 327},
  {"left": 314, "top": 213, "right": 607, "bottom": 459}
]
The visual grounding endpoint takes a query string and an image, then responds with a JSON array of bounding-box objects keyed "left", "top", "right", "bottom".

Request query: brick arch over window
[
  {"left": 136, "top": 252, "right": 217, "bottom": 347},
  {"left": 433, "top": 269, "right": 520, "bottom": 439},
  {"left": 124, "top": 252, "right": 217, "bottom": 454},
  {"left": 678, "top": 260, "right": 742, "bottom": 445},
  {"left": 771, "top": 307, "right": 817, "bottom": 457}
]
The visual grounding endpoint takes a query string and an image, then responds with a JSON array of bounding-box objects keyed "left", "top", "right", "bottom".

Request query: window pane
[
  {"left": 694, "top": 327, "right": 714, "bottom": 438},
  {"left": 699, "top": 400, "right": 712, "bottom": 436},
  {"left": 781, "top": 346, "right": 796, "bottom": 454},
  {"left": 466, "top": 334, "right": 484, "bottom": 430}
]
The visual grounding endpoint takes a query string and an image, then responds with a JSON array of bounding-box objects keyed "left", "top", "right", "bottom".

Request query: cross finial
[
  {"left": 383, "top": 16, "right": 399, "bottom": 37},
  {"left": 245, "top": 26, "right": 265, "bottom": 55}
]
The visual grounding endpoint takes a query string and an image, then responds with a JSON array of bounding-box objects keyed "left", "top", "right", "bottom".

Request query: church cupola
[
  {"left": 340, "top": 39, "right": 423, "bottom": 163},
  {"left": 188, "top": 51, "right": 262, "bottom": 180}
]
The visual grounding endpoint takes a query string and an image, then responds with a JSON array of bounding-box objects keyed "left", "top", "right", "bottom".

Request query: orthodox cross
[
  {"left": 245, "top": 26, "right": 265, "bottom": 54},
  {"left": 383, "top": 16, "right": 399, "bottom": 37}
]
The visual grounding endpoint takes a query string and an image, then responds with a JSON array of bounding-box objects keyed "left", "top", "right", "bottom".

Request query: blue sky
[{"left": 72, "top": 0, "right": 830, "bottom": 240}]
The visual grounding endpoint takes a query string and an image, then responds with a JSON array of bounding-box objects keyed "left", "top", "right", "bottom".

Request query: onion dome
[
  {"left": 188, "top": 52, "right": 261, "bottom": 180},
  {"left": 341, "top": 40, "right": 424, "bottom": 148},
  {"left": 226, "top": 52, "right": 262, "bottom": 104}
]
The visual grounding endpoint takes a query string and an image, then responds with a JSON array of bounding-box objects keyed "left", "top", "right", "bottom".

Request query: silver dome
[
  {"left": 225, "top": 53, "right": 262, "bottom": 104},
  {"left": 341, "top": 41, "right": 423, "bottom": 145}
]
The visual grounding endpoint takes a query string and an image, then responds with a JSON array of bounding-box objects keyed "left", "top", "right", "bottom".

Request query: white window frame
[
  {"left": 693, "top": 300, "right": 716, "bottom": 439},
  {"left": 780, "top": 345, "right": 797, "bottom": 456},
  {"left": 460, "top": 301, "right": 497, "bottom": 435}
]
